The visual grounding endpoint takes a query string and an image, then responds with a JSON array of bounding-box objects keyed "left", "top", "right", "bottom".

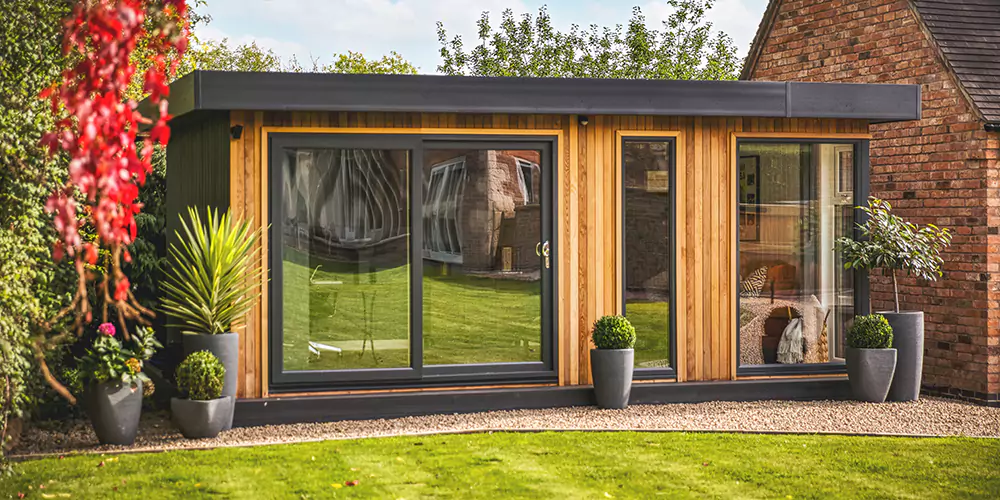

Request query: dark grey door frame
[{"left": 267, "top": 133, "right": 560, "bottom": 392}]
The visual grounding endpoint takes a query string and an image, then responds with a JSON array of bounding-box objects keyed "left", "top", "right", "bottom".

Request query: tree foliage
[
  {"left": 0, "top": 0, "right": 76, "bottom": 472},
  {"left": 836, "top": 197, "right": 952, "bottom": 312},
  {"left": 324, "top": 51, "right": 418, "bottom": 75},
  {"left": 437, "top": 1, "right": 739, "bottom": 80}
]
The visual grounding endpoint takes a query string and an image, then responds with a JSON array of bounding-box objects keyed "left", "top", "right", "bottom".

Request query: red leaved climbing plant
[{"left": 37, "top": 0, "right": 189, "bottom": 403}]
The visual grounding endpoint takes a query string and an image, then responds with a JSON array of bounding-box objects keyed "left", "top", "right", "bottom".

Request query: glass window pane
[
  {"left": 422, "top": 149, "right": 543, "bottom": 365},
  {"left": 737, "top": 142, "right": 854, "bottom": 366},
  {"left": 280, "top": 148, "right": 411, "bottom": 371},
  {"left": 623, "top": 140, "right": 672, "bottom": 369}
]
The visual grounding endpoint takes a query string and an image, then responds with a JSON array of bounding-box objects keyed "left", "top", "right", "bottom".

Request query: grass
[
  {"left": 282, "top": 248, "right": 670, "bottom": 371},
  {"left": 3, "top": 432, "right": 998, "bottom": 499}
]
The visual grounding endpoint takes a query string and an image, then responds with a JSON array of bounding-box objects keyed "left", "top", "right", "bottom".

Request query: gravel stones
[{"left": 11, "top": 397, "right": 999, "bottom": 458}]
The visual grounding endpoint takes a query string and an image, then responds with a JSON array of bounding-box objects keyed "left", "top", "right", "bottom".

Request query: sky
[{"left": 196, "top": 0, "right": 770, "bottom": 73}]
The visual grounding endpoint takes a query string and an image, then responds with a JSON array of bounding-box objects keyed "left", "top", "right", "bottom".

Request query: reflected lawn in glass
[
  {"left": 423, "top": 263, "right": 541, "bottom": 365},
  {"left": 627, "top": 300, "right": 671, "bottom": 368},
  {"left": 283, "top": 254, "right": 541, "bottom": 371}
]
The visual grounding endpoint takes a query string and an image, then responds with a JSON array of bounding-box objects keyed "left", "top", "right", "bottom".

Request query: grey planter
[
  {"left": 590, "top": 349, "right": 634, "bottom": 409},
  {"left": 845, "top": 347, "right": 897, "bottom": 403},
  {"left": 183, "top": 332, "right": 238, "bottom": 430},
  {"left": 171, "top": 397, "right": 233, "bottom": 439},
  {"left": 84, "top": 380, "right": 143, "bottom": 445},
  {"left": 881, "top": 311, "right": 924, "bottom": 402}
]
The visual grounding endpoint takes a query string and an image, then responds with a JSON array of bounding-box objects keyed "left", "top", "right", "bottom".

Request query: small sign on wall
[
  {"left": 739, "top": 155, "right": 760, "bottom": 241},
  {"left": 645, "top": 171, "right": 670, "bottom": 193}
]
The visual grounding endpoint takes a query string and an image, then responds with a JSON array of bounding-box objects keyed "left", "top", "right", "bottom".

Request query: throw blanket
[{"left": 777, "top": 318, "right": 804, "bottom": 364}]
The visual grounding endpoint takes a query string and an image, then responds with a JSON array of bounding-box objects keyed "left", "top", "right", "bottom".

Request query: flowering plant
[{"left": 76, "top": 324, "right": 162, "bottom": 393}]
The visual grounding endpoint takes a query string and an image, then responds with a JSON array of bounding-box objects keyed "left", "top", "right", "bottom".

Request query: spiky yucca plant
[{"left": 161, "top": 207, "right": 264, "bottom": 335}]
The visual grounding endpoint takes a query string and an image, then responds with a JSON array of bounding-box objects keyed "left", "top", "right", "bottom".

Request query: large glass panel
[
  {"left": 737, "top": 142, "right": 854, "bottom": 366},
  {"left": 280, "top": 147, "right": 411, "bottom": 371},
  {"left": 623, "top": 140, "right": 672, "bottom": 369},
  {"left": 422, "top": 149, "right": 543, "bottom": 365}
]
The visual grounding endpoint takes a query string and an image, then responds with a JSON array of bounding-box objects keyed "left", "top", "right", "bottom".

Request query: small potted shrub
[
  {"left": 161, "top": 207, "right": 264, "bottom": 429},
  {"left": 172, "top": 350, "right": 231, "bottom": 439},
  {"left": 845, "top": 314, "right": 897, "bottom": 403},
  {"left": 590, "top": 315, "right": 636, "bottom": 409},
  {"left": 837, "top": 197, "right": 951, "bottom": 401},
  {"left": 76, "top": 324, "right": 161, "bottom": 445}
]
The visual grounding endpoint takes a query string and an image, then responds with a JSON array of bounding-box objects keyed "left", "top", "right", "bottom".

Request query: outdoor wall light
[
  {"left": 578, "top": 115, "right": 589, "bottom": 126},
  {"left": 230, "top": 125, "right": 244, "bottom": 140}
]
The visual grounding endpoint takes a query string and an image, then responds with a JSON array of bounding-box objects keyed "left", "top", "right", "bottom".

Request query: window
[
  {"left": 269, "top": 134, "right": 556, "bottom": 390},
  {"left": 622, "top": 138, "right": 674, "bottom": 374},
  {"left": 737, "top": 141, "right": 862, "bottom": 372},
  {"left": 423, "top": 158, "right": 466, "bottom": 264},
  {"left": 515, "top": 158, "right": 540, "bottom": 205}
]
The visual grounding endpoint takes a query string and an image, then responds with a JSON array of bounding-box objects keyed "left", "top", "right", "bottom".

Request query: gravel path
[{"left": 11, "top": 397, "right": 999, "bottom": 459}]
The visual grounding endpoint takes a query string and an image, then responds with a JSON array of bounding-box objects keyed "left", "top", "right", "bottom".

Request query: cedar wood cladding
[{"left": 223, "top": 111, "right": 870, "bottom": 398}]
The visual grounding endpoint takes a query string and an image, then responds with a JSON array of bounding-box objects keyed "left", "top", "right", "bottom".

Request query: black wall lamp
[
  {"left": 578, "top": 115, "right": 589, "bottom": 126},
  {"left": 230, "top": 125, "right": 244, "bottom": 140}
]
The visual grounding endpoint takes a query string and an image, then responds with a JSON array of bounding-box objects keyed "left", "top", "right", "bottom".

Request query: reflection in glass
[
  {"left": 737, "top": 142, "right": 854, "bottom": 366},
  {"left": 422, "top": 149, "right": 543, "bottom": 365},
  {"left": 623, "top": 140, "right": 672, "bottom": 368},
  {"left": 280, "top": 148, "right": 410, "bottom": 371}
]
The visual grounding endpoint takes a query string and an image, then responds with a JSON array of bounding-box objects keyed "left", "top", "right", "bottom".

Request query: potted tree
[
  {"left": 76, "top": 324, "right": 161, "bottom": 445},
  {"left": 590, "top": 315, "right": 636, "bottom": 409},
  {"left": 845, "top": 314, "right": 897, "bottom": 402},
  {"left": 172, "top": 350, "right": 231, "bottom": 439},
  {"left": 161, "top": 207, "right": 264, "bottom": 430},
  {"left": 837, "top": 197, "right": 951, "bottom": 402}
]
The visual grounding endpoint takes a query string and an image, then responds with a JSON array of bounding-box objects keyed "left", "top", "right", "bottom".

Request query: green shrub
[
  {"left": 175, "top": 351, "right": 225, "bottom": 401},
  {"left": 161, "top": 207, "right": 265, "bottom": 335},
  {"left": 846, "top": 314, "right": 894, "bottom": 349},
  {"left": 592, "top": 315, "right": 636, "bottom": 350}
]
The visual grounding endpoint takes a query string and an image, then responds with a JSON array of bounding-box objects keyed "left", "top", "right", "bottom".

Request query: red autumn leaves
[{"left": 40, "top": 0, "right": 188, "bottom": 301}]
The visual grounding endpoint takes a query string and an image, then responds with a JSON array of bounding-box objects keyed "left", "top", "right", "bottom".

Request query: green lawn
[
  {"left": 3, "top": 432, "right": 997, "bottom": 499},
  {"left": 282, "top": 249, "right": 671, "bottom": 371}
]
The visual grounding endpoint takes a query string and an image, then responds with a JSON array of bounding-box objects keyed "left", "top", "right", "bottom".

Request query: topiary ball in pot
[
  {"left": 590, "top": 315, "right": 636, "bottom": 409},
  {"left": 171, "top": 350, "right": 232, "bottom": 439},
  {"left": 592, "top": 315, "right": 636, "bottom": 350},
  {"left": 847, "top": 314, "right": 893, "bottom": 349},
  {"left": 844, "top": 314, "right": 897, "bottom": 403}
]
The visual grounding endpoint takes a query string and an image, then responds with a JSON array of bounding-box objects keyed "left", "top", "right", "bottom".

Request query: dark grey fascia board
[{"left": 156, "top": 71, "right": 921, "bottom": 122}]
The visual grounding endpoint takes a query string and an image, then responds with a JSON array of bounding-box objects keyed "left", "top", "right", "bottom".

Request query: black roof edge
[{"left": 148, "top": 70, "right": 922, "bottom": 123}]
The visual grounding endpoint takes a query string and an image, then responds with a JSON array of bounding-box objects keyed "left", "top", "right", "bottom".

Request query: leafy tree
[
  {"left": 324, "top": 51, "right": 418, "bottom": 75},
  {"left": 437, "top": 1, "right": 739, "bottom": 80},
  {"left": 836, "top": 198, "right": 952, "bottom": 313}
]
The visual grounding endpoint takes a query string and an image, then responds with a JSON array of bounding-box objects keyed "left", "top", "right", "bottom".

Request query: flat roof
[{"left": 162, "top": 71, "right": 921, "bottom": 122}]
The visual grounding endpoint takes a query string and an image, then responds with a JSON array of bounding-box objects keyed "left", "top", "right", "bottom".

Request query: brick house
[{"left": 742, "top": 0, "right": 1000, "bottom": 405}]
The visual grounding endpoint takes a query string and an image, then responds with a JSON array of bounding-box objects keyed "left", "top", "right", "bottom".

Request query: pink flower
[{"left": 98, "top": 322, "right": 115, "bottom": 337}]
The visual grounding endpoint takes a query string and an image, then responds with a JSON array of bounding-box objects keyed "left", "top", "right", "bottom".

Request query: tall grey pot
[
  {"left": 590, "top": 349, "right": 634, "bottom": 409},
  {"left": 845, "top": 347, "right": 897, "bottom": 403},
  {"left": 171, "top": 397, "right": 233, "bottom": 439},
  {"left": 183, "top": 332, "right": 238, "bottom": 429},
  {"left": 85, "top": 380, "right": 143, "bottom": 445},
  {"left": 881, "top": 311, "right": 924, "bottom": 402}
]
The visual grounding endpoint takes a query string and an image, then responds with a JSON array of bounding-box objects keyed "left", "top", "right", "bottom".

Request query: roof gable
[
  {"left": 911, "top": 0, "right": 1000, "bottom": 123},
  {"left": 741, "top": 0, "right": 1000, "bottom": 124}
]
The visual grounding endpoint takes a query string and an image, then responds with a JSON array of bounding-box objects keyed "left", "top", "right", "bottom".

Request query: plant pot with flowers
[
  {"left": 845, "top": 314, "right": 897, "bottom": 403},
  {"left": 590, "top": 315, "right": 636, "bottom": 409},
  {"left": 171, "top": 350, "right": 232, "bottom": 439},
  {"left": 161, "top": 207, "right": 264, "bottom": 430},
  {"left": 837, "top": 197, "right": 951, "bottom": 402},
  {"left": 76, "top": 323, "right": 162, "bottom": 445}
]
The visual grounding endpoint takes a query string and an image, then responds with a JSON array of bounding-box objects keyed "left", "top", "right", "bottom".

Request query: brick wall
[{"left": 748, "top": 0, "right": 999, "bottom": 404}]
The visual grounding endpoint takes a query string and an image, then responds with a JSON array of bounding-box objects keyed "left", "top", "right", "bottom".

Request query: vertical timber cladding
[
  {"left": 228, "top": 110, "right": 871, "bottom": 398},
  {"left": 229, "top": 111, "right": 572, "bottom": 398}
]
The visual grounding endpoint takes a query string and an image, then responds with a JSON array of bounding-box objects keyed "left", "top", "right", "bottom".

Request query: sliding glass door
[{"left": 268, "top": 134, "right": 556, "bottom": 390}]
